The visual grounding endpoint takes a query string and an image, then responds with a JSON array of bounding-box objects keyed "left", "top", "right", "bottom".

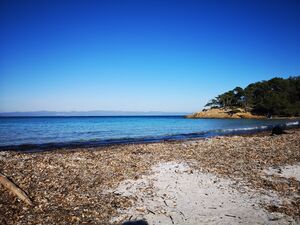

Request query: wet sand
[{"left": 0, "top": 129, "right": 300, "bottom": 224}]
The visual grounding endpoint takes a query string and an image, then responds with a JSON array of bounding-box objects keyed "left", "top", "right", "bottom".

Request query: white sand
[
  {"left": 110, "top": 162, "right": 297, "bottom": 225},
  {"left": 264, "top": 163, "right": 300, "bottom": 181}
]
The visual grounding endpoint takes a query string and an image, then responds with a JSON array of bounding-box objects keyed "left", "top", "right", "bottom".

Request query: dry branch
[{"left": 0, "top": 172, "right": 33, "bottom": 206}]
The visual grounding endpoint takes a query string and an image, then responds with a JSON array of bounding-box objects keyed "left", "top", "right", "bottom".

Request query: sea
[{"left": 0, "top": 116, "right": 299, "bottom": 152}]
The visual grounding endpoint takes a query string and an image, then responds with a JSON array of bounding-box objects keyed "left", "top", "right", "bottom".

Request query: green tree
[{"left": 204, "top": 76, "right": 300, "bottom": 117}]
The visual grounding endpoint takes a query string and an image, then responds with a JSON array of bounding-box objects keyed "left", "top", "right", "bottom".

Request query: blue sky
[{"left": 0, "top": 0, "right": 299, "bottom": 113}]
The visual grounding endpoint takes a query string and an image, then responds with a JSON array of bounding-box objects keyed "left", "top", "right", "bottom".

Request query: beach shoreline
[
  {"left": 1, "top": 128, "right": 300, "bottom": 224},
  {"left": 1, "top": 121, "right": 299, "bottom": 153}
]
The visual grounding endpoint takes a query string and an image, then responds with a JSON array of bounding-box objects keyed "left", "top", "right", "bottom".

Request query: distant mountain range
[{"left": 0, "top": 110, "right": 189, "bottom": 117}]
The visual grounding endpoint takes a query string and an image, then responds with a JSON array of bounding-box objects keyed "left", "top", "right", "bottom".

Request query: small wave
[
  {"left": 286, "top": 121, "right": 299, "bottom": 126},
  {"left": 220, "top": 126, "right": 269, "bottom": 132}
]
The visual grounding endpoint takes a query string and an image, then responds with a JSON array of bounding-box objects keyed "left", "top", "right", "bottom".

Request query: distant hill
[
  {"left": 188, "top": 76, "right": 300, "bottom": 119},
  {"left": 0, "top": 110, "right": 189, "bottom": 117}
]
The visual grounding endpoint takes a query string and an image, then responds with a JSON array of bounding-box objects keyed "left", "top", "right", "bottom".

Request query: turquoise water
[{"left": 0, "top": 116, "right": 299, "bottom": 151}]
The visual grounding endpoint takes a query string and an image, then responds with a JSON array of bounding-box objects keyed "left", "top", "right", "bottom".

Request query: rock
[
  {"left": 186, "top": 108, "right": 266, "bottom": 119},
  {"left": 271, "top": 125, "right": 286, "bottom": 135}
]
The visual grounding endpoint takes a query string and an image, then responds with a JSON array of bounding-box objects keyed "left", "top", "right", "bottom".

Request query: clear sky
[{"left": 0, "top": 0, "right": 299, "bottom": 113}]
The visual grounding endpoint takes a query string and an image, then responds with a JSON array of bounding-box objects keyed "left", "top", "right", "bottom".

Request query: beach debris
[
  {"left": 271, "top": 125, "right": 286, "bottom": 135},
  {"left": 0, "top": 172, "right": 33, "bottom": 206},
  {"left": 225, "top": 214, "right": 236, "bottom": 218},
  {"left": 169, "top": 215, "right": 174, "bottom": 224},
  {"left": 147, "top": 209, "right": 155, "bottom": 215}
]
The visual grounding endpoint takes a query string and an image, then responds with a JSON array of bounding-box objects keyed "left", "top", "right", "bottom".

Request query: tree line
[{"left": 205, "top": 76, "right": 300, "bottom": 117}]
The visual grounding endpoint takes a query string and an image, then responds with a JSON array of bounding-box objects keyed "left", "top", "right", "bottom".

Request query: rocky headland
[{"left": 186, "top": 108, "right": 266, "bottom": 119}]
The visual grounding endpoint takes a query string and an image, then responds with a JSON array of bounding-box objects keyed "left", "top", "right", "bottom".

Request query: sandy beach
[
  {"left": 0, "top": 129, "right": 300, "bottom": 225},
  {"left": 2, "top": 0, "right": 300, "bottom": 224}
]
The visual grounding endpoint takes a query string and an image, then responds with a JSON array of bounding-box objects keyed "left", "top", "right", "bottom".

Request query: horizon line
[{"left": 0, "top": 110, "right": 192, "bottom": 117}]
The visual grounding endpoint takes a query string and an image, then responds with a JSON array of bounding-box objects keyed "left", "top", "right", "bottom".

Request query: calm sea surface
[{"left": 0, "top": 116, "right": 299, "bottom": 151}]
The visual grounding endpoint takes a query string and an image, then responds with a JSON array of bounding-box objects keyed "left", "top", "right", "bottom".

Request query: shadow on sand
[{"left": 122, "top": 220, "right": 149, "bottom": 225}]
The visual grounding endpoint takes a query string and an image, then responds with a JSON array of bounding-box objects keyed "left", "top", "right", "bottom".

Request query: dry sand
[{"left": 111, "top": 162, "right": 297, "bottom": 225}]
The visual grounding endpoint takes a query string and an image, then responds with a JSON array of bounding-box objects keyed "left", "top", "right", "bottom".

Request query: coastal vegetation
[{"left": 189, "top": 76, "right": 300, "bottom": 118}]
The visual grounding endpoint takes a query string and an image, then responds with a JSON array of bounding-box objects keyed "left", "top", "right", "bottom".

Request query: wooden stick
[{"left": 0, "top": 173, "right": 33, "bottom": 206}]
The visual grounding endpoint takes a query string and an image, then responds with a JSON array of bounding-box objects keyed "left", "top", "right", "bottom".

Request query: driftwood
[{"left": 0, "top": 172, "right": 33, "bottom": 206}]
